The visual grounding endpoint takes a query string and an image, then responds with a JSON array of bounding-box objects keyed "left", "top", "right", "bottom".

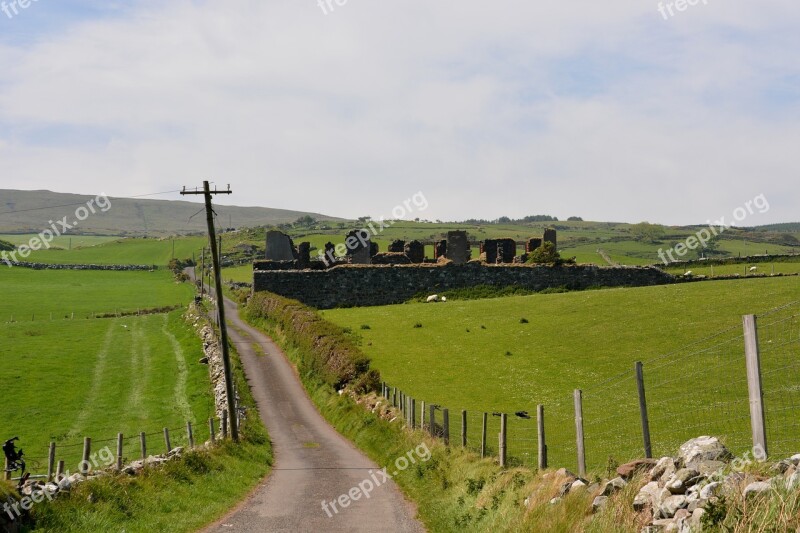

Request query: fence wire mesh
[{"left": 383, "top": 300, "right": 800, "bottom": 474}]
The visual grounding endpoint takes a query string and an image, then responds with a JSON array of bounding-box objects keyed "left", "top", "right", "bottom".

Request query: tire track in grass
[
  {"left": 126, "top": 318, "right": 150, "bottom": 417},
  {"left": 162, "top": 314, "right": 193, "bottom": 422},
  {"left": 66, "top": 321, "right": 115, "bottom": 441}
]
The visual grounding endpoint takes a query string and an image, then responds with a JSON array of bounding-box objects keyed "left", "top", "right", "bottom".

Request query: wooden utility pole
[{"left": 181, "top": 182, "right": 239, "bottom": 442}]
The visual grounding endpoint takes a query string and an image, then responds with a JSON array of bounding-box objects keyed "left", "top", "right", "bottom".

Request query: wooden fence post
[
  {"left": 209, "top": 418, "right": 216, "bottom": 443},
  {"left": 574, "top": 389, "right": 586, "bottom": 478},
  {"left": 222, "top": 410, "right": 229, "bottom": 439},
  {"left": 537, "top": 404, "right": 547, "bottom": 470},
  {"left": 3, "top": 457, "right": 10, "bottom": 481},
  {"left": 140, "top": 432, "right": 147, "bottom": 459},
  {"left": 743, "top": 314, "right": 768, "bottom": 459},
  {"left": 635, "top": 362, "right": 653, "bottom": 459},
  {"left": 461, "top": 410, "right": 467, "bottom": 448},
  {"left": 499, "top": 414, "right": 507, "bottom": 467},
  {"left": 47, "top": 442, "right": 56, "bottom": 481},
  {"left": 56, "top": 461, "right": 64, "bottom": 480},
  {"left": 481, "top": 413, "right": 488, "bottom": 458},
  {"left": 164, "top": 428, "right": 171, "bottom": 454},
  {"left": 187, "top": 422, "right": 194, "bottom": 449},
  {"left": 410, "top": 398, "right": 416, "bottom": 430},
  {"left": 81, "top": 437, "right": 92, "bottom": 475},
  {"left": 443, "top": 409, "right": 450, "bottom": 446},
  {"left": 420, "top": 401, "right": 426, "bottom": 430},
  {"left": 429, "top": 405, "right": 436, "bottom": 437},
  {"left": 116, "top": 433, "right": 123, "bottom": 470}
]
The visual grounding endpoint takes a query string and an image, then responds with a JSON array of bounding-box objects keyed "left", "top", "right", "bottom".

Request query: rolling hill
[{"left": 0, "top": 189, "right": 345, "bottom": 236}]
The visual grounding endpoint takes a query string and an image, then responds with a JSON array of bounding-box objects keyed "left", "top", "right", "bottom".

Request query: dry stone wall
[{"left": 253, "top": 263, "right": 674, "bottom": 309}]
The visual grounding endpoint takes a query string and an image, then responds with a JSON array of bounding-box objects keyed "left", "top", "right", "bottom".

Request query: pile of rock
[{"left": 548, "top": 436, "right": 800, "bottom": 532}]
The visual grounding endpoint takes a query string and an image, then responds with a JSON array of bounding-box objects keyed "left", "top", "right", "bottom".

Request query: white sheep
[
  {"left": 684, "top": 271, "right": 693, "bottom": 277},
  {"left": 426, "top": 295, "right": 439, "bottom": 303},
  {"left": 749, "top": 266, "right": 758, "bottom": 272}
]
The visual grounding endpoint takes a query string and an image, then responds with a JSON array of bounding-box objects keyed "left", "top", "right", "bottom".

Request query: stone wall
[{"left": 253, "top": 263, "right": 674, "bottom": 309}]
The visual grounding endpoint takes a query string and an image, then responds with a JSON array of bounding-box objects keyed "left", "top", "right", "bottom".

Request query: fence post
[
  {"left": 635, "top": 362, "right": 653, "bottom": 459},
  {"left": 499, "top": 414, "right": 507, "bottom": 467},
  {"left": 443, "top": 409, "right": 450, "bottom": 446},
  {"left": 3, "top": 457, "right": 10, "bottom": 481},
  {"left": 429, "top": 405, "right": 436, "bottom": 437},
  {"left": 81, "top": 437, "right": 92, "bottom": 475},
  {"left": 743, "top": 314, "right": 768, "bottom": 459},
  {"left": 187, "top": 422, "right": 194, "bottom": 449},
  {"left": 481, "top": 413, "right": 488, "bottom": 458},
  {"left": 461, "top": 410, "right": 467, "bottom": 448},
  {"left": 537, "top": 404, "right": 547, "bottom": 470},
  {"left": 410, "top": 399, "right": 416, "bottom": 430},
  {"left": 116, "top": 433, "right": 123, "bottom": 470},
  {"left": 222, "top": 410, "right": 229, "bottom": 439},
  {"left": 164, "top": 428, "right": 171, "bottom": 454},
  {"left": 420, "top": 401, "right": 426, "bottom": 430},
  {"left": 393, "top": 388, "right": 398, "bottom": 408},
  {"left": 140, "top": 432, "right": 147, "bottom": 459},
  {"left": 48, "top": 442, "right": 56, "bottom": 481},
  {"left": 574, "top": 389, "right": 586, "bottom": 478},
  {"left": 209, "top": 418, "right": 216, "bottom": 443}
]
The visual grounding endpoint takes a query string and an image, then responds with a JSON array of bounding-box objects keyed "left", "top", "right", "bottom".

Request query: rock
[
  {"left": 790, "top": 453, "right": 800, "bottom": 466},
  {"left": 696, "top": 460, "right": 726, "bottom": 477},
  {"left": 592, "top": 495, "right": 608, "bottom": 512},
  {"left": 617, "top": 459, "right": 657, "bottom": 479},
  {"left": 699, "top": 481, "right": 721, "bottom": 499},
  {"left": 690, "top": 508, "right": 706, "bottom": 530},
  {"left": 602, "top": 476, "right": 627, "bottom": 496},
  {"left": 558, "top": 481, "right": 573, "bottom": 497},
  {"left": 678, "top": 437, "right": 732, "bottom": 469},
  {"left": 652, "top": 518, "right": 678, "bottom": 532},
  {"left": 667, "top": 468, "right": 700, "bottom": 494},
  {"left": 743, "top": 481, "right": 772, "bottom": 497},
  {"left": 673, "top": 509, "right": 690, "bottom": 520},
  {"left": 770, "top": 460, "right": 792, "bottom": 475},
  {"left": 650, "top": 457, "right": 675, "bottom": 481},
  {"left": 634, "top": 481, "right": 661, "bottom": 511},
  {"left": 571, "top": 479, "right": 588, "bottom": 491},
  {"left": 199, "top": 357, "right": 209, "bottom": 364},
  {"left": 555, "top": 468, "right": 577, "bottom": 480},
  {"left": 657, "top": 495, "right": 688, "bottom": 519},
  {"left": 549, "top": 497, "right": 562, "bottom": 505},
  {"left": 786, "top": 471, "right": 800, "bottom": 489}
]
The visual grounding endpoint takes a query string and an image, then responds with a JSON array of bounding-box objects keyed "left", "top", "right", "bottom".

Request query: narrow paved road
[{"left": 202, "top": 295, "right": 425, "bottom": 532}]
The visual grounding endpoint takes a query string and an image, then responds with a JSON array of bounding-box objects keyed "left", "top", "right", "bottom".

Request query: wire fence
[
  {"left": 382, "top": 300, "right": 800, "bottom": 475},
  {"left": 4, "top": 412, "right": 232, "bottom": 483}
]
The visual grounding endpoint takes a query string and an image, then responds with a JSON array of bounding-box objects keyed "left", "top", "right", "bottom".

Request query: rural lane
[{"left": 200, "top": 291, "right": 425, "bottom": 532}]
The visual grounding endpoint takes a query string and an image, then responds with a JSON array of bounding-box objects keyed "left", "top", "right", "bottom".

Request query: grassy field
[
  {"left": 323, "top": 277, "right": 800, "bottom": 469},
  {"left": 0, "top": 234, "right": 119, "bottom": 248},
  {"left": 0, "top": 268, "right": 193, "bottom": 321},
  {"left": 664, "top": 261, "right": 800, "bottom": 277},
  {"left": 15, "top": 236, "right": 207, "bottom": 265},
  {"left": 0, "top": 268, "right": 205, "bottom": 468}
]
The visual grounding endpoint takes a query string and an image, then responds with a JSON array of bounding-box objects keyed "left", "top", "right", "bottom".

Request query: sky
[{"left": 0, "top": 0, "right": 798, "bottom": 226}]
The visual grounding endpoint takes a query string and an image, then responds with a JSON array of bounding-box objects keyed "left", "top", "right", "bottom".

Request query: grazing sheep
[
  {"left": 684, "top": 271, "right": 693, "bottom": 277},
  {"left": 441, "top": 296, "right": 447, "bottom": 302},
  {"left": 426, "top": 295, "right": 439, "bottom": 303},
  {"left": 749, "top": 266, "right": 758, "bottom": 272}
]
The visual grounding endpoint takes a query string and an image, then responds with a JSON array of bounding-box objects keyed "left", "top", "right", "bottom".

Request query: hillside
[{"left": 0, "top": 189, "right": 345, "bottom": 236}]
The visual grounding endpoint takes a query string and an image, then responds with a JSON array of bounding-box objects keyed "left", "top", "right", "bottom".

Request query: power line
[{"left": 0, "top": 190, "right": 183, "bottom": 216}]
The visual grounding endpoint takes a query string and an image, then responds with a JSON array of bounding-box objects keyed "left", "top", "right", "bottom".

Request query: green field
[
  {"left": 11, "top": 236, "right": 206, "bottom": 265},
  {"left": 0, "top": 234, "right": 119, "bottom": 248},
  {"left": 664, "top": 262, "right": 800, "bottom": 277},
  {"left": 0, "top": 268, "right": 193, "bottom": 321},
  {"left": 0, "top": 268, "right": 208, "bottom": 470},
  {"left": 324, "top": 277, "right": 800, "bottom": 469}
]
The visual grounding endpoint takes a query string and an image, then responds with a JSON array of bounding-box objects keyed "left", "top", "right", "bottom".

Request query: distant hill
[{"left": 0, "top": 189, "right": 345, "bottom": 236}]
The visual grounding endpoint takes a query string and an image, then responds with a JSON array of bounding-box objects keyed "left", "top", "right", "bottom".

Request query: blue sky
[{"left": 0, "top": 0, "right": 798, "bottom": 225}]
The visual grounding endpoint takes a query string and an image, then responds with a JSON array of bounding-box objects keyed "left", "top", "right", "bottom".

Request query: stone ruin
[{"left": 257, "top": 228, "right": 557, "bottom": 270}]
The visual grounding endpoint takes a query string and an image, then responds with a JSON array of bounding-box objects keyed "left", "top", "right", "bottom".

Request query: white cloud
[{"left": 0, "top": 0, "right": 798, "bottom": 225}]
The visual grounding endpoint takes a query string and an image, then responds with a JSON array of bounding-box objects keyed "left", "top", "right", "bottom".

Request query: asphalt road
[{"left": 201, "top": 294, "right": 425, "bottom": 532}]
